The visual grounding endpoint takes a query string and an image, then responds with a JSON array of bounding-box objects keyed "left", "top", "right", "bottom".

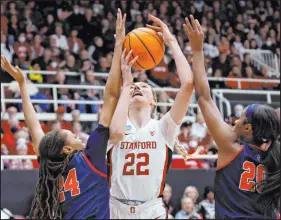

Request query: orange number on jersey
[
  {"left": 59, "top": 168, "right": 80, "bottom": 202},
  {"left": 123, "top": 153, "right": 135, "bottom": 175},
  {"left": 122, "top": 153, "right": 149, "bottom": 176},
  {"left": 136, "top": 153, "right": 149, "bottom": 175},
  {"left": 239, "top": 161, "right": 265, "bottom": 193}
]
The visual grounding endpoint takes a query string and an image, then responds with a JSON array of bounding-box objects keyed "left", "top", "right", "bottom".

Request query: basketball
[{"left": 123, "top": 27, "right": 165, "bottom": 70}]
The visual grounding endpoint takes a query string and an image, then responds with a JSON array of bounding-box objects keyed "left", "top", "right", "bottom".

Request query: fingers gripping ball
[{"left": 123, "top": 28, "right": 165, "bottom": 70}]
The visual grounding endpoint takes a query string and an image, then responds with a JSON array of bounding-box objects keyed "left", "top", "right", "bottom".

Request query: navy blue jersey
[
  {"left": 215, "top": 142, "right": 276, "bottom": 219},
  {"left": 60, "top": 124, "right": 110, "bottom": 219}
]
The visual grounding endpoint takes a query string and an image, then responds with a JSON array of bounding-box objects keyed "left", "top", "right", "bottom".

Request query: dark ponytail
[
  {"left": 249, "top": 105, "right": 280, "bottom": 217},
  {"left": 29, "top": 130, "right": 74, "bottom": 219}
]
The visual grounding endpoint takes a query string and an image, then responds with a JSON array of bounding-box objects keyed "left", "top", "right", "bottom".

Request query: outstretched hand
[
  {"left": 1, "top": 55, "right": 26, "bottom": 85},
  {"left": 183, "top": 15, "right": 204, "bottom": 51},
  {"left": 120, "top": 49, "right": 138, "bottom": 87},
  {"left": 146, "top": 14, "right": 176, "bottom": 47},
  {"left": 115, "top": 8, "right": 126, "bottom": 45}
]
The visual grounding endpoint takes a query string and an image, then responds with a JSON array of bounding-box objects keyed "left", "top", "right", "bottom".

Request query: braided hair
[
  {"left": 29, "top": 130, "right": 76, "bottom": 219},
  {"left": 246, "top": 105, "right": 280, "bottom": 217}
]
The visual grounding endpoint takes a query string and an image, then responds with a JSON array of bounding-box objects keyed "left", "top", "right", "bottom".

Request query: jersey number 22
[{"left": 123, "top": 153, "right": 149, "bottom": 176}]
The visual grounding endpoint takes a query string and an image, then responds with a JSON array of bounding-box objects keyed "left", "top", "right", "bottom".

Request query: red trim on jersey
[
  {"left": 216, "top": 147, "right": 244, "bottom": 171},
  {"left": 248, "top": 143, "right": 267, "bottom": 151},
  {"left": 108, "top": 148, "right": 114, "bottom": 188},
  {"left": 81, "top": 152, "right": 107, "bottom": 178},
  {"left": 158, "top": 145, "right": 169, "bottom": 196}
]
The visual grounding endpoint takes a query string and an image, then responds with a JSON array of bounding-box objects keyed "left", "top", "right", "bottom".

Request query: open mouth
[{"left": 132, "top": 91, "right": 143, "bottom": 97}]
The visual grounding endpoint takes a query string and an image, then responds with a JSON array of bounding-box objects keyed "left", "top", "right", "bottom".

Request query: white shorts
[{"left": 110, "top": 197, "right": 167, "bottom": 219}]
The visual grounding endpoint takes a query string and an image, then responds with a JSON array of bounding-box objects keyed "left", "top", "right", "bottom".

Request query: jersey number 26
[
  {"left": 59, "top": 168, "right": 81, "bottom": 202},
  {"left": 239, "top": 161, "right": 265, "bottom": 193},
  {"left": 123, "top": 153, "right": 149, "bottom": 176}
]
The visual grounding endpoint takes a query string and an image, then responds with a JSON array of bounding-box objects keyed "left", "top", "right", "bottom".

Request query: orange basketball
[{"left": 123, "top": 27, "right": 165, "bottom": 70}]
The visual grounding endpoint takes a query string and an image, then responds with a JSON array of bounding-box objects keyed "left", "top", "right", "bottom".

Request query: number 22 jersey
[
  {"left": 215, "top": 142, "right": 277, "bottom": 219},
  {"left": 107, "top": 112, "right": 179, "bottom": 201}
]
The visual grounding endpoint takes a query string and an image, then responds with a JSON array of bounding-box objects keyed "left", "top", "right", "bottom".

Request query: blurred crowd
[{"left": 1, "top": 0, "right": 280, "bottom": 171}]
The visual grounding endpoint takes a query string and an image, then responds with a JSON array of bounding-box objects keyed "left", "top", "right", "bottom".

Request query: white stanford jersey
[{"left": 107, "top": 112, "right": 179, "bottom": 201}]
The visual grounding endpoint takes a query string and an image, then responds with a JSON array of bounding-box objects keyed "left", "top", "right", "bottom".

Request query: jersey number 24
[
  {"left": 239, "top": 161, "right": 265, "bottom": 193},
  {"left": 59, "top": 168, "right": 80, "bottom": 202}
]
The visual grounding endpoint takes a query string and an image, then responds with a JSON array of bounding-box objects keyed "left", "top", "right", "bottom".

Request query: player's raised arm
[
  {"left": 99, "top": 8, "right": 126, "bottom": 127},
  {"left": 1, "top": 56, "right": 44, "bottom": 156},
  {"left": 183, "top": 16, "right": 238, "bottom": 154},
  {"left": 109, "top": 49, "right": 138, "bottom": 144},
  {"left": 147, "top": 14, "right": 193, "bottom": 125}
]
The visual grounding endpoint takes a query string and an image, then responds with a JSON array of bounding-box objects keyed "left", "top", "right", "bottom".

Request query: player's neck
[{"left": 128, "top": 106, "right": 151, "bottom": 129}]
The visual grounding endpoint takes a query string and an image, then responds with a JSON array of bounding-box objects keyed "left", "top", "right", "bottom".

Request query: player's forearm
[
  {"left": 109, "top": 85, "right": 131, "bottom": 143},
  {"left": 103, "top": 43, "right": 123, "bottom": 99},
  {"left": 19, "top": 82, "right": 43, "bottom": 155},
  {"left": 169, "top": 40, "right": 193, "bottom": 86},
  {"left": 192, "top": 51, "right": 211, "bottom": 98}
]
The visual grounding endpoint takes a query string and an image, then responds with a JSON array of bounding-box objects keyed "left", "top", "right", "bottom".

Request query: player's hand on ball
[
  {"left": 121, "top": 49, "right": 138, "bottom": 87},
  {"left": 1, "top": 55, "right": 26, "bottom": 85},
  {"left": 183, "top": 15, "right": 204, "bottom": 51},
  {"left": 146, "top": 14, "right": 176, "bottom": 47},
  {"left": 115, "top": 8, "right": 126, "bottom": 45}
]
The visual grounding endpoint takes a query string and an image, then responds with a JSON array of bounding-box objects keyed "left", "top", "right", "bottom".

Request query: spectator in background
[
  {"left": 191, "top": 113, "right": 207, "bottom": 140},
  {"left": 96, "top": 56, "right": 109, "bottom": 73},
  {"left": 82, "top": 70, "right": 103, "bottom": 99},
  {"left": 198, "top": 186, "right": 215, "bottom": 219},
  {"left": 8, "top": 15, "right": 19, "bottom": 44},
  {"left": 1, "top": 4, "right": 8, "bottom": 36},
  {"left": 163, "top": 184, "right": 174, "bottom": 215},
  {"left": 183, "top": 186, "right": 200, "bottom": 211},
  {"left": 1, "top": 33, "right": 14, "bottom": 62},
  {"left": 9, "top": 138, "right": 34, "bottom": 170},
  {"left": 178, "top": 121, "right": 192, "bottom": 152},
  {"left": 51, "top": 120, "right": 61, "bottom": 131},
  {"left": 27, "top": 59, "right": 43, "bottom": 83},
  {"left": 68, "top": 29, "right": 85, "bottom": 55},
  {"left": 276, "top": 107, "right": 280, "bottom": 119},
  {"left": 13, "top": 32, "right": 32, "bottom": 67},
  {"left": 47, "top": 106, "right": 72, "bottom": 131},
  {"left": 231, "top": 104, "right": 244, "bottom": 126},
  {"left": 52, "top": 25, "right": 69, "bottom": 51},
  {"left": 31, "top": 34, "right": 44, "bottom": 60},
  {"left": 175, "top": 197, "right": 201, "bottom": 219},
  {"left": 226, "top": 66, "right": 244, "bottom": 89},
  {"left": 72, "top": 121, "right": 89, "bottom": 144}
]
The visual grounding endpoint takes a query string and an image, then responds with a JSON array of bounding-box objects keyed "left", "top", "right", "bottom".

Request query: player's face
[
  {"left": 129, "top": 82, "right": 155, "bottom": 107},
  {"left": 233, "top": 107, "right": 253, "bottom": 143},
  {"left": 62, "top": 130, "right": 85, "bottom": 154}
]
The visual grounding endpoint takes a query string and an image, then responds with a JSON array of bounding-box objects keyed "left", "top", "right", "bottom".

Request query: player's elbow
[
  {"left": 181, "top": 80, "right": 194, "bottom": 92},
  {"left": 195, "top": 87, "right": 211, "bottom": 100}
]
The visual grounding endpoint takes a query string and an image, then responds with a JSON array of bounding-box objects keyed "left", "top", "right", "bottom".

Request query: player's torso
[
  {"left": 107, "top": 119, "right": 172, "bottom": 201},
  {"left": 215, "top": 142, "right": 275, "bottom": 219},
  {"left": 60, "top": 152, "right": 110, "bottom": 219}
]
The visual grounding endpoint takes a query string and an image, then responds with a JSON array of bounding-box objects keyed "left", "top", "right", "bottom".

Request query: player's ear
[
  {"left": 243, "top": 123, "right": 252, "bottom": 133},
  {"left": 62, "top": 145, "right": 74, "bottom": 155}
]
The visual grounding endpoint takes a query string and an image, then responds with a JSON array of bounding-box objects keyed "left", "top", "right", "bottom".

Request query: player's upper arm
[
  {"left": 197, "top": 95, "right": 238, "bottom": 152},
  {"left": 170, "top": 82, "right": 194, "bottom": 125},
  {"left": 158, "top": 111, "right": 180, "bottom": 150},
  {"left": 32, "top": 130, "right": 44, "bottom": 156},
  {"left": 99, "top": 96, "right": 119, "bottom": 128},
  {"left": 83, "top": 124, "right": 109, "bottom": 172}
]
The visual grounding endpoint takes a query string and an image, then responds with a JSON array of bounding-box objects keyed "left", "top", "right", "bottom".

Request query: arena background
[{"left": 1, "top": 0, "right": 280, "bottom": 219}]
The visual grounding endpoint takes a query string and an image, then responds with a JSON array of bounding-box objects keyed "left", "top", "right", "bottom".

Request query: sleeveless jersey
[
  {"left": 60, "top": 125, "right": 110, "bottom": 219},
  {"left": 107, "top": 112, "right": 179, "bottom": 201},
  {"left": 215, "top": 142, "right": 276, "bottom": 219}
]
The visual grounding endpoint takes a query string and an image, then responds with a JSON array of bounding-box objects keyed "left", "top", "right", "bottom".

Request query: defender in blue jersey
[
  {"left": 183, "top": 16, "right": 280, "bottom": 219},
  {"left": 0, "top": 9, "right": 137, "bottom": 219}
]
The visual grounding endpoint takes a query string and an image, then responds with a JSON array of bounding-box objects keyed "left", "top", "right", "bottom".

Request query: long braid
[{"left": 29, "top": 130, "right": 74, "bottom": 219}]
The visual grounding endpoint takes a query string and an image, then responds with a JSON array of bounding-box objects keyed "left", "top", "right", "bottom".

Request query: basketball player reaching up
[
  {"left": 1, "top": 9, "right": 134, "bottom": 219},
  {"left": 183, "top": 15, "right": 280, "bottom": 219},
  {"left": 107, "top": 14, "right": 194, "bottom": 219}
]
